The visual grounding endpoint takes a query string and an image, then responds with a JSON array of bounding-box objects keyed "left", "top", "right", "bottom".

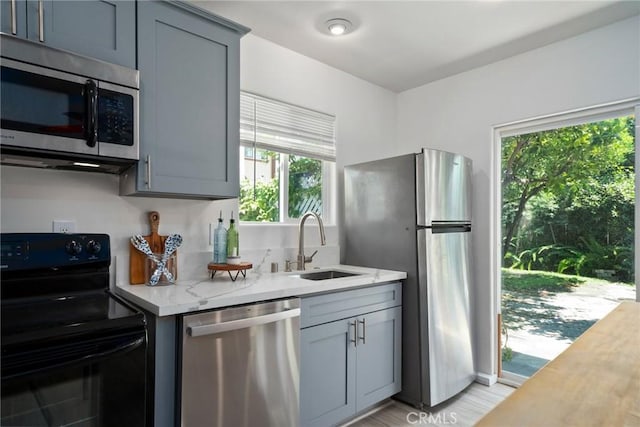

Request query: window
[
  {"left": 243, "top": 146, "right": 268, "bottom": 162},
  {"left": 239, "top": 92, "right": 336, "bottom": 223}
]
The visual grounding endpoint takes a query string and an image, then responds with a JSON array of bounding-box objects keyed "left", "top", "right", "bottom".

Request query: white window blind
[{"left": 240, "top": 92, "right": 336, "bottom": 161}]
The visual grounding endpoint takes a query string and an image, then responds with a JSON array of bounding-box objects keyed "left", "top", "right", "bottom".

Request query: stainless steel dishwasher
[{"left": 179, "top": 298, "right": 300, "bottom": 427}]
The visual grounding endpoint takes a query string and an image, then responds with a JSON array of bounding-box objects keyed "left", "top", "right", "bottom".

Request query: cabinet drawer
[{"left": 301, "top": 282, "right": 402, "bottom": 328}]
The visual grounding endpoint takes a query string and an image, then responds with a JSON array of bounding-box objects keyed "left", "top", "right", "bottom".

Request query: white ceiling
[{"left": 198, "top": 1, "right": 640, "bottom": 93}]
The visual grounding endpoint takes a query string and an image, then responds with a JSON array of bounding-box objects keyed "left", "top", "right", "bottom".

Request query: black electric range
[{"left": 1, "top": 233, "right": 148, "bottom": 426}]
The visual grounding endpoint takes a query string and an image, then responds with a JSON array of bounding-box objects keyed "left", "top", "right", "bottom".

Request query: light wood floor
[{"left": 346, "top": 383, "right": 515, "bottom": 427}]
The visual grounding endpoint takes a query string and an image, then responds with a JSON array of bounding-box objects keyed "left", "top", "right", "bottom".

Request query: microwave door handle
[{"left": 85, "top": 80, "right": 98, "bottom": 148}]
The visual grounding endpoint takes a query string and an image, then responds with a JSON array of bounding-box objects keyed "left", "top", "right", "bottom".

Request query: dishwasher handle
[{"left": 187, "top": 308, "right": 301, "bottom": 337}]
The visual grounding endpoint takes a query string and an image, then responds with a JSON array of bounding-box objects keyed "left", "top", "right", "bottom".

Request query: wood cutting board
[{"left": 129, "top": 211, "right": 178, "bottom": 284}]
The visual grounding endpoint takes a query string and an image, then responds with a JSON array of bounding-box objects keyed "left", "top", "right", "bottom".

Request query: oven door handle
[
  {"left": 1, "top": 332, "right": 146, "bottom": 380},
  {"left": 85, "top": 79, "right": 98, "bottom": 148},
  {"left": 81, "top": 334, "right": 145, "bottom": 362}
]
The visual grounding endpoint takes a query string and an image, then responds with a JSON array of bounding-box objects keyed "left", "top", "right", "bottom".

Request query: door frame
[{"left": 490, "top": 98, "right": 640, "bottom": 383}]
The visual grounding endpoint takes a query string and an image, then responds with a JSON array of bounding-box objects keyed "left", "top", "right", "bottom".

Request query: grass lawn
[
  {"left": 501, "top": 268, "right": 633, "bottom": 294},
  {"left": 502, "top": 269, "right": 584, "bottom": 294}
]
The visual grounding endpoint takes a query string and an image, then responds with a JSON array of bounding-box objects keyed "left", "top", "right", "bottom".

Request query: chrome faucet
[{"left": 296, "top": 212, "right": 326, "bottom": 271}]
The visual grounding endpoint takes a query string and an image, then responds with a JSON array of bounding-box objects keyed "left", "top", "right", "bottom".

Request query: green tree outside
[
  {"left": 239, "top": 177, "right": 279, "bottom": 222},
  {"left": 288, "top": 155, "right": 322, "bottom": 218},
  {"left": 239, "top": 153, "right": 323, "bottom": 222},
  {"left": 502, "top": 116, "right": 635, "bottom": 281}
]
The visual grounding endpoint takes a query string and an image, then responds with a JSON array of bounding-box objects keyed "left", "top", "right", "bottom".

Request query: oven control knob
[
  {"left": 86, "top": 240, "right": 102, "bottom": 254},
  {"left": 65, "top": 240, "right": 82, "bottom": 255}
]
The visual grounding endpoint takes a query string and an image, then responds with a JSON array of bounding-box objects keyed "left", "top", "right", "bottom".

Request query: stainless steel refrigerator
[{"left": 344, "top": 148, "right": 475, "bottom": 408}]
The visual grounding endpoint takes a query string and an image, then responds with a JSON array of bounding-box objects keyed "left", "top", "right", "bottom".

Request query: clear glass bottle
[
  {"left": 213, "top": 213, "right": 227, "bottom": 264},
  {"left": 227, "top": 211, "right": 239, "bottom": 258}
]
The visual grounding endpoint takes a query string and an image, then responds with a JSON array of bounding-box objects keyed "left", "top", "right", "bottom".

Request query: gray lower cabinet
[
  {"left": 300, "top": 283, "right": 402, "bottom": 427},
  {"left": 2, "top": 0, "right": 135, "bottom": 67},
  {"left": 301, "top": 317, "right": 356, "bottom": 425},
  {"left": 355, "top": 307, "right": 403, "bottom": 410},
  {"left": 120, "top": 1, "right": 249, "bottom": 198}
]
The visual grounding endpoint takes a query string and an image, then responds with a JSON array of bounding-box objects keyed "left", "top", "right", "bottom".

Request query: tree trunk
[
  {"left": 502, "top": 184, "right": 545, "bottom": 264},
  {"left": 549, "top": 224, "right": 557, "bottom": 244},
  {"left": 503, "top": 192, "right": 528, "bottom": 264}
]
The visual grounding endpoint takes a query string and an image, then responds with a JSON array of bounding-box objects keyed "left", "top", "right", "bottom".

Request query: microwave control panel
[{"left": 98, "top": 89, "right": 134, "bottom": 146}]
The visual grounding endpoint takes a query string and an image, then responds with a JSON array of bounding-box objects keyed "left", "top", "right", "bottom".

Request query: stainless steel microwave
[{"left": 0, "top": 34, "right": 138, "bottom": 172}]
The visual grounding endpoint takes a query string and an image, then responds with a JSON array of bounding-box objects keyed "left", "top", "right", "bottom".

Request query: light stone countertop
[{"left": 115, "top": 264, "right": 407, "bottom": 316}]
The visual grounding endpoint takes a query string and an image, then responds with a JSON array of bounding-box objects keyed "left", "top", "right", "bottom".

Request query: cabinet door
[
  {"left": 135, "top": 1, "right": 240, "bottom": 198},
  {"left": 300, "top": 319, "right": 356, "bottom": 427},
  {"left": 25, "top": 0, "right": 135, "bottom": 67},
  {"left": 355, "top": 307, "right": 402, "bottom": 411},
  {"left": 1, "top": 0, "right": 26, "bottom": 37}
]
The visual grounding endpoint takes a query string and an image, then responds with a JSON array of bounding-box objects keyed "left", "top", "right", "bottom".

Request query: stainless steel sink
[{"left": 298, "top": 270, "right": 361, "bottom": 281}]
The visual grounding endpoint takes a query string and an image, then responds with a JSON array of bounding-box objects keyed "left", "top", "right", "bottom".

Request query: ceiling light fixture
[{"left": 326, "top": 18, "right": 352, "bottom": 36}]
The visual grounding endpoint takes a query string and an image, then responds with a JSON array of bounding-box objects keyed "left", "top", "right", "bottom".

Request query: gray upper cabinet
[
  {"left": 1, "top": 0, "right": 27, "bottom": 38},
  {"left": 300, "top": 283, "right": 402, "bottom": 427},
  {"left": 120, "top": 1, "right": 249, "bottom": 198},
  {"left": 2, "top": 0, "right": 135, "bottom": 67}
]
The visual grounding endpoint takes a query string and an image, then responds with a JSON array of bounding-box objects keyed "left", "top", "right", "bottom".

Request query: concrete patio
[{"left": 501, "top": 277, "right": 635, "bottom": 377}]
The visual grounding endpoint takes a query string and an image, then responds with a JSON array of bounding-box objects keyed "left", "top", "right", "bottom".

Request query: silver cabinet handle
[
  {"left": 10, "top": 0, "right": 17, "bottom": 34},
  {"left": 349, "top": 320, "right": 357, "bottom": 347},
  {"left": 187, "top": 308, "right": 300, "bottom": 337},
  {"left": 359, "top": 318, "right": 366, "bottom": 344},
  {"left": 38, "top": 0, "right": 44, "bottom": 42},
  {"left": 145, "top": 155, "right": 151, "bottom": 189}
]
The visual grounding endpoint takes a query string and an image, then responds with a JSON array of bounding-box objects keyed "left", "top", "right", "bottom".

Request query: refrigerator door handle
[
  {"left": 418, "top": 223, "right": 472, "bottom": 232},
  {"left": 415, "top": 152, "right": 426, "bottom": 225},
  {"left": 431, "top": 223, "right": 471, "bottom": 233}
]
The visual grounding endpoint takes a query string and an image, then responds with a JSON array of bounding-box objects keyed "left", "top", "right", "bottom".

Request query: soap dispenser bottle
[
  {"left": 227, "top": 211, "right": 239, "bottom": 258},
  {"left": 213, "top": 211, "right": 227, "bottom": 264}
]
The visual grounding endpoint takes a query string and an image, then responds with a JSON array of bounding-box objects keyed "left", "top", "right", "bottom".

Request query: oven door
[
  {"left": 0, "top": 58, "right": 99, "bottom": 156},
  {"left": 1, "top": 330, "right": 147, "bottom": 427}
]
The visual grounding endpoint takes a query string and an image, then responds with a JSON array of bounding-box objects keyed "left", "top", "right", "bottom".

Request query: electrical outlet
[{"left": 53, "top": 220, "right": 76, "bottom": 234}]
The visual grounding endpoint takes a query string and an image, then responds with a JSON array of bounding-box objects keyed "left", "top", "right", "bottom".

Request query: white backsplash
[{"left": 1, "top": 166, "right": 340, "bottom": 287}]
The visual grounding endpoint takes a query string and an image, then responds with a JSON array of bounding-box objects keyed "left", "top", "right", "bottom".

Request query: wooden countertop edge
[{"left": 476, "top": 301, "right": 640, "bottom": 427}]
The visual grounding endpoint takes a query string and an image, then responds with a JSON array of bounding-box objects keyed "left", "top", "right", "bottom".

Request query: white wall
[
  {"left": 0, "top": 33, "right": 397, "bottom": 285},
  {"left": 395, "top": 16, "right": 640, "bottom": 377}
]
